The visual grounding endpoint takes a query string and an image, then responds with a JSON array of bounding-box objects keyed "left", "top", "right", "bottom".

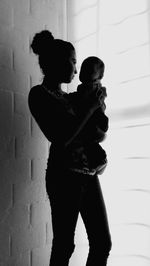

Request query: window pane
[{"left": 100, "top": 0, "right": 148, "bottom": 24}]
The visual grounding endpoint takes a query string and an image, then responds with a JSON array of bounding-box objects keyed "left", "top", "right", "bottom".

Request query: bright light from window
[
  {"left": 67, "top": 0, "right": 150, "bottom": 265},
  {"left": 99, "top": 0, "right": 148, "bottom": 25}
]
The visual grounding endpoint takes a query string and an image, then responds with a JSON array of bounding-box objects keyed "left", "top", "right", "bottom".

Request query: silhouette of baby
[{"left": 66, "top": 56, "right": 109, "bottom": 174}]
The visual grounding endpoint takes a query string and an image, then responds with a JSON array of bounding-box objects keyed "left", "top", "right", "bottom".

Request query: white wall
[
  {"left": 67, "top": 0, "right": 150, "bottom": 266},
  {"left": 0, "top": 1, "right": 66, "bottom": 265}
]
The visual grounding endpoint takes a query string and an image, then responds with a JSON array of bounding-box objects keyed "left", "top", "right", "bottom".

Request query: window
[{"left": 67, "top": 1, "right": 150, "bottom": 265}]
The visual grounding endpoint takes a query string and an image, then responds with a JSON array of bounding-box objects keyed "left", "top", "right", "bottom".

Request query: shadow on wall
[{"left": 0, "top": 27, "right": 53, "bottom": 264}]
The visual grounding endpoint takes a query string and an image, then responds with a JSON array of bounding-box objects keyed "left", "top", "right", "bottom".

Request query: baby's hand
[
  {"left": 82, "top": 80, "right": 101, "bottom": 95},
  {"left": 101, "top": 86, "right": 107, "bottom": 97},
  {"left": 83, "top": 83, "right": 107, "bottom": 112},
  {"left": 96, "top": 86, "right": 107, "bottom": 112},
  {"left": 85, "top": 86, "right": 103, "bottom": 112}
]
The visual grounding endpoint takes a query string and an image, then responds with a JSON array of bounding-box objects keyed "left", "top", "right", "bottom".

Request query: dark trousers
[{"left": 46, "top": 167, "right": 112, "bottom": 266}]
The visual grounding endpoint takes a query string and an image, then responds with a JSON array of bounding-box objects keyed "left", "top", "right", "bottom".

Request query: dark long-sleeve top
[
  {"left": 28, "top": 85, "right": 77, "bottom": 144},
  {"left": 28, "top": 84, "right": 108, "bottom": 174}
]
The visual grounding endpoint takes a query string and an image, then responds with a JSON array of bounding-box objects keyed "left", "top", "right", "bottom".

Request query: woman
[{"left": 28, "top": 30, "right": 111, "bottom": 266}]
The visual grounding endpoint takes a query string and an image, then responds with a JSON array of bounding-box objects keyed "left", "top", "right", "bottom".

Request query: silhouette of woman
[{"left": 28, "top": 30, "right": 111, "bottom": 266}]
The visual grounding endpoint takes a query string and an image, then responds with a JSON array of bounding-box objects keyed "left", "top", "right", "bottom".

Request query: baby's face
[
  {"left": 90, "top": 65, "right": 102, "bottom": 82},
  {"left": 91, "top": 72, "right": 100, "bottom": 82}
]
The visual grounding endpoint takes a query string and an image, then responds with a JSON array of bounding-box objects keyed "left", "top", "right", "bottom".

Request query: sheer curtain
[{"left": 67, "top": 0, "right": 150, "bottom": 265}]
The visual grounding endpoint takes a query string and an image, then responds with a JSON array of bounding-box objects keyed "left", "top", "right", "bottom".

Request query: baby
[
  {"left": 66, "top": 56, "right": 108, "bottom": 174},
  {"left": 79, "top": 56, "right": 107, "bottom": 111}
]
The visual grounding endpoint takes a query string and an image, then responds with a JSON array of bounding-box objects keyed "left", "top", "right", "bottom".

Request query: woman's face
[{"left": 59, "top": 49, "right": 77, "bottom": 83}]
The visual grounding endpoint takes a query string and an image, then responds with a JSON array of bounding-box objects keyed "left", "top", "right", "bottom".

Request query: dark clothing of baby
[{"left": 65, "top": 83, "right": 108, "bottom": 174}]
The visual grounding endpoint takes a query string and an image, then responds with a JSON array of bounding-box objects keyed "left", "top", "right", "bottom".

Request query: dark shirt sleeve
[{"left": 28, "top": 86, "right": 78, "bottom": 145}]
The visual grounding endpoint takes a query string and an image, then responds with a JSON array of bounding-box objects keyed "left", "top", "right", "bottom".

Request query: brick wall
[{"left": 0, "top": 1, "right": 66, "bottom": 265}]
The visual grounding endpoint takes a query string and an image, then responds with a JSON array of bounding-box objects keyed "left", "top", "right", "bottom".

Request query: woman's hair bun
[{"left": 31, "top": 30, "right": 54, "bottom": 55}]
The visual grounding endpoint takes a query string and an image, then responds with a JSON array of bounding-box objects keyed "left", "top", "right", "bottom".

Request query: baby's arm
[
  {"left": 70, "top": 83, "right": 108, "bottom": 143},
  {"left": 92, "top": 108, "right": 109, "bottom": 132},
  {"left": 83, "top": 84, "right": 108, "bottom": 133},
  {"left": 81, "top": 110, "right": 108, "bottom": 143}
]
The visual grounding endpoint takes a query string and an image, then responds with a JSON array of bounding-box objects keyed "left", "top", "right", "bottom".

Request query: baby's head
[{"left": 79, "top": 56, "right": 105, "bottom": 83}]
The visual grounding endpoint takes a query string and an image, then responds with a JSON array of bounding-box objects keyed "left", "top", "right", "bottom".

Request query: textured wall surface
[{"left": 0, "top": 1, "right": 66, "bottom": 265}]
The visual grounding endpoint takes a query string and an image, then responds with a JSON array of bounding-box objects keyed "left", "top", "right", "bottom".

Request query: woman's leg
[
  {"left": 46, "top": 168, "right": 84, "bottom": 266},
  {"left": 80, "top": 175, "right": 112, "bottom": 266}
]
